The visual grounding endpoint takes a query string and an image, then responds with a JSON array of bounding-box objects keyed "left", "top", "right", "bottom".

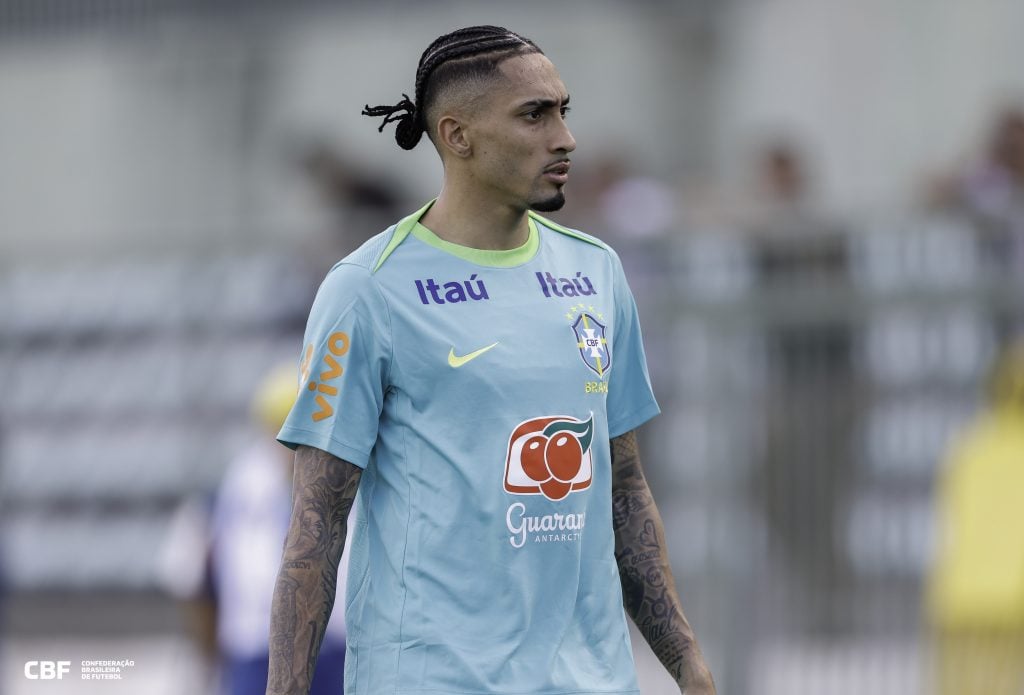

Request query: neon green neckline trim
[
  {"left": 372, "top": 199, "right": 540, "bottom": 270},
  {"left": 373, "top": 200, "right": 433, "bottom": 273},
  {"left": 411, "top": 219, "right": 538, "bottom": 267}
]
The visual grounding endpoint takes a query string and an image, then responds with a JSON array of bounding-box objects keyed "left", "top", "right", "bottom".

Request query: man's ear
[{"left": 436, "top": 115, "right": 472, "bottom": 159}]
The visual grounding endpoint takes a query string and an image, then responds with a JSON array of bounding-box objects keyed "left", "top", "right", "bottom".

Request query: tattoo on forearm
[
  {"left": 266, "top": 446, "right": 361, "bottom": 695},
  {"left": 611, "top": 431, "right": 705, "bottom": 688}
]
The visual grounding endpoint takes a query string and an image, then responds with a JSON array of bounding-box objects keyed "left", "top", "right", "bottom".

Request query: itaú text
[{"left": 506, "top": 502, "right": 586, "bottom": 548}]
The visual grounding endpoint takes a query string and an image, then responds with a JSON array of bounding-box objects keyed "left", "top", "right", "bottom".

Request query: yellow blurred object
[
  {"left": 251, "top": 362, "right": 300, "bottom": 432},
  {"left": 933, "top": 630, "right": 1024, "bottom": 695},
  {"left": 927, "top": 341, "right": 1024, "bottom": 694},
  {"left": 987, "top": 341, "right": 1024, "bottom": 410},
  {"left": 927, "top": 410, "right": 1024, "bottom": 630}
]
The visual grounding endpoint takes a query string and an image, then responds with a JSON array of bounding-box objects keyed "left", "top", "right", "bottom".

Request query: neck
[{"left": 419, "top": 185, "right": 531, "bottom": 251}]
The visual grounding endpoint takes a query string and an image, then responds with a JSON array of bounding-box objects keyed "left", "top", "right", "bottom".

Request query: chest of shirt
[{"left": 378, "top": 263, "right": 617, "bottom": 412}]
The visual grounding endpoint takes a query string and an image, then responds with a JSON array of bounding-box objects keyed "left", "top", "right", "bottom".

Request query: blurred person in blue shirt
[
  {"left": 213, "top": 364, "right": 349, "bottom": 695},
  {"left": 161, "top": 364, "right": 349, "bottom": 695}
]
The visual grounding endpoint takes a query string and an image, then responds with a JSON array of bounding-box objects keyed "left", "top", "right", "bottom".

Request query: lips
[{"left": 543, "top": 160, "right": 571, "bottom": 184}]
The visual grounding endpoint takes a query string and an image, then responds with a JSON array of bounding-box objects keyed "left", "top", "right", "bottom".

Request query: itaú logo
[
  {"left": 414, "top": 274, "right": 489, "bottom": 305},
  {"left": 503, "top": 414, "right": 594, "bottom": 501}
]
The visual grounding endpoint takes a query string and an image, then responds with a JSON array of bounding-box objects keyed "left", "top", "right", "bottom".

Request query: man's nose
[{"left": 553, "top": 119, "right": 576, "bottom": 153}]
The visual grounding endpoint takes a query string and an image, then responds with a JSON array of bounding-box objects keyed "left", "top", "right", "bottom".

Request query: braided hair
[{"left": 362, "top": 26, "right": 542, "bottom": 150}]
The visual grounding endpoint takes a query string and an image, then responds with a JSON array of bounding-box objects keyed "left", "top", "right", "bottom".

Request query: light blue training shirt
[{"left": 278, "top": 201, "right": 660, "bottom": 695}]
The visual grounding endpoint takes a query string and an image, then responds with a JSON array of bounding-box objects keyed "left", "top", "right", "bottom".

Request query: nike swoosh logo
[{"left": 448, "top": 341, "right": 500, "bottom": 368}]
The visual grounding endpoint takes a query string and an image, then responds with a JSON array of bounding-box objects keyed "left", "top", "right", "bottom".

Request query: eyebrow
[{"left": 519, "top": 94, "right": 571, "bottom": 110}]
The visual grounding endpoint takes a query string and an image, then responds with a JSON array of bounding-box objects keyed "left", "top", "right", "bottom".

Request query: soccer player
[{"left": 266, "top": 25, "right": 716, "bottom": 695}]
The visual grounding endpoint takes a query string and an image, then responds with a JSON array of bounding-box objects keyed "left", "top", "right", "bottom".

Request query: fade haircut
[{"left": 362, "top": 25, "right": 543, "bottom": 151}]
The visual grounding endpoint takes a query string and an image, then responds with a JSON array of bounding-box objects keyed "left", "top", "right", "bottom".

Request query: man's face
[{"left": 465, "top": 53, "right": 576, "bottom": 212}]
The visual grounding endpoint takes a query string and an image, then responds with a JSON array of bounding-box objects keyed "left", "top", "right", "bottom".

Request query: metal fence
[
  {"left": 627, "top": 210, "right": 1022, "bottom": 694},
  {"left": 1, "top": 215, "right": 1021, "bottom": 694}
]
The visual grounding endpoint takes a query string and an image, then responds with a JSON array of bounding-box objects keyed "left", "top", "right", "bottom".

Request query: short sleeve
[
  {"left": 277, "top": 263, "right": 391, "bottom": 468},
  {"left": 607, "top": 250, "right": 660, "bottom": 438}
]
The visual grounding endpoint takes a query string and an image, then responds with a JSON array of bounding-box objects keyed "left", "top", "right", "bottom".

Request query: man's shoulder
[
  {"left": 528, "top": 211, "right": 612, "bottom": 254},
  {"left": 335, "top": 227, "right": 400, "bottom": 273},
  {"left": 322, "top": 221, "right": 409, "bottom": 290},
  {"left": 529, "top": 211, "right": 629, "bottom": 275},
  {"left": 314, "top": 230, "right": 397, "bottom": 308}
]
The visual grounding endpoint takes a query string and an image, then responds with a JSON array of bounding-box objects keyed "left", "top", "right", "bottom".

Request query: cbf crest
[{"left": 568, "top": 305, "right": 612, "bottom": 378}]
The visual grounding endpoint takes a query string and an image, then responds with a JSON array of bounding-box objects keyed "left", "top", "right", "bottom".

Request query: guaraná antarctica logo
[
  {"left": 503, "top": 414, "right": 594, "bottom": 501},
  {"left": 503, "top": 414, "right": 594, "bottom": 549}
]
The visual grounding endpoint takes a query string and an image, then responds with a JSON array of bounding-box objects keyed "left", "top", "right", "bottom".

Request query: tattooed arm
[
  {"left": 611, "top": 430, "right": 716, "bottom": 695},
  {"left": 266, "top": 445, "right": 362, "bottom": 695}
]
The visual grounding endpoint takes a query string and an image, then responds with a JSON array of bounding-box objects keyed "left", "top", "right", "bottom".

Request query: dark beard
[{"left": 530, "top": 190, "right": 566, "bottom": 212}]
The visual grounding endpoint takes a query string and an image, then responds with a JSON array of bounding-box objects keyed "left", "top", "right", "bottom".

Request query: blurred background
[{"left": 2, "top": 0, "right": 1023, "bottom": 693}]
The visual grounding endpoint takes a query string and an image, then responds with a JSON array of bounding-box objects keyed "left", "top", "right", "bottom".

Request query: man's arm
[
  {"left": 611, "top": 430, "right": 716, "bottom": 695},
  {"left": 266, "top": 445, "right": 362, "bottom": 695}
]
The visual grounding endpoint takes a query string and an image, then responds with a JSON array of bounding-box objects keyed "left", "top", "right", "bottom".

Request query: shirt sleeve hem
[
  {"left": 276, "top": 426, "right": 371, "bottom": 469},
  {"left": 608, "top": 401, "right": 661, "bottom": 439}
]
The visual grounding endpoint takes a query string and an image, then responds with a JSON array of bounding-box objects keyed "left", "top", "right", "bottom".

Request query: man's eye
[
  {"left": 560, "top": 106, "right": 571, "bottom": 118},
  {"left": 526, "top": 110, "right": 543, "bottom": 120}
]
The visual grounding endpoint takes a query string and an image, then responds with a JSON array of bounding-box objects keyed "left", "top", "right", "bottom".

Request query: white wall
[
  {"left": 713, "top": 0, "right": 1024, "bottom": 215},
  {"left": 6, "top": 1, "right": 1019, "bottom": 259},
  {"left": 0, "top": 1, "right": 689, "bottom": 260}
]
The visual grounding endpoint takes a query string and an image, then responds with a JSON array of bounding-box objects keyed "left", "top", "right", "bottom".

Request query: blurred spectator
[
  {"left": 558, "top": 152, "right": 678, "bottom": 246},
  {"left": 159, "top": 364, "right": 350, "bottom": 695},
  {"left": 929, "top": 107, "right": 1024, "bottom": 273},
  {"left": 926, "top": 339, "right": 1024, "bottom": 695},
  {"left": 298, "top": 140, "right": 406, "bottom": 261},
  {"left": 743, "top": 140, "right": 856, "bottom": 634},
  {"left": 740, "top": 139, "right": 843, "bottom": 239}
]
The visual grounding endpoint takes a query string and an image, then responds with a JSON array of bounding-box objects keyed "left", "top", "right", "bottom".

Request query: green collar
[{"left": 373, "top": 200, "right": 540, "bottom": 271}]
